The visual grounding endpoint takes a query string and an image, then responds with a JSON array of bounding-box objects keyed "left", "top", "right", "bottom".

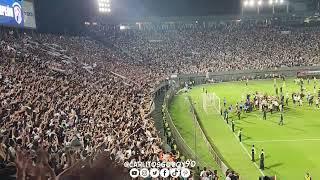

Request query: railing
[
  {"left": 162, "top": 88, "right": 222, "bottom": 173},
  {"left": 187, "top": 96, "right": 230, "bottom": 174},
  {"left": 163, "top": 88, "right": 197, "bottom": 161}
]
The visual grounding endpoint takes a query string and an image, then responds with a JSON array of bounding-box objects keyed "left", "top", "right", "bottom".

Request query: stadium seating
[{"left": 1, "top": 21, "right": 320, "bottom": 179}]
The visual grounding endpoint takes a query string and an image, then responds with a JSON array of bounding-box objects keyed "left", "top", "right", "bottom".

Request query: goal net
[{"left": 202, "top": 93, "right": 221, "bottom": 114}]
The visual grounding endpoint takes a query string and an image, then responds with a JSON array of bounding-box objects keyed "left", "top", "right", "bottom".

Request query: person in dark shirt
[
  {"left": 196, "top": 166, "right": 200, "bottom": 176},
  {"left": 238, "top": 129, "right": 242, "bottom": 142},
  {"left": 230, "top": 170, "right": 239, "bottom": 180},
  {"left": 251, "top": 145, "right": 255, "bottom": 162},
  {"left": 224, "top": 109, "right": 229, "bottom": 124},
  {"left": 279, "top": 113, "right": 284, "bottom": 126},
  {"left": 260, "top": 149, "right": 265, "bottom": 170},
  {"left": 237, "top": 110, "right": 241, "bottom": 120},
  {"left": 212, "top": 170, "right": 219, "bottom": 180},
  {"left": 231, "top": 120, "right": 235, "bottom": 132},
  {"left": 263, "top": 109, "right": 267, "bottom": 120}
]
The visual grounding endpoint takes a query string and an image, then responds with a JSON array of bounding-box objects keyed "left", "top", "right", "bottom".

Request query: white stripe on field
[
  {"left": 246, "top": 138, "right": 320, "bottom": 143},
  {"left": 201, "top": 93, "right": 265, "bottom": 176},
  {"left": 229, "top": 126, "right": 266, "bottom": 177}
]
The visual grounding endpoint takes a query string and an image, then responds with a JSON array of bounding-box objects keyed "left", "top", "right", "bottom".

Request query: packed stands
[
  {"left": 1, "top": 21, "right": 320, "bottom": 179},
  {"left": 0, "top": 28, "right": 163, "bottom": 179},
  {"left": 94, "top": 24, "right": 320, "bottom": 74}
]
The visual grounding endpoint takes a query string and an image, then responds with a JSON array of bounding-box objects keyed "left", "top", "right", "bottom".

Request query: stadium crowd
[
  {"left": 97, "top": 24, "right": 320, "bottom": 74},
  {"left": 0, "top": 29, "right": 165, "bottom": 179},
  {"left": 1, "top": 21, "right": 320, "bottom": 179}
]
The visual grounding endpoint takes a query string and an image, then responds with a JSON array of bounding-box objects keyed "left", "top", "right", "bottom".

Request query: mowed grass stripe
[
  {"left": 169, "top": 95, "right": 223, "bottom": 176},
  {"left": 246, "top": 138, "right": 320, "bottom": 143},
  {"left": 187, "top": 78, "right": 320, "bottom": 180},
  {"left": 189, "top": 92, "right": 262, "bottom": 180}
]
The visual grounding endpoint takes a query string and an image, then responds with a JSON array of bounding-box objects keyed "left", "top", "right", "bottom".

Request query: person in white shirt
[
  {"left": 200, "top": 167, "right": 207, "bottom": 177},
  {"left": 225, "top": 173, "right": 232, "bottom": 180}
]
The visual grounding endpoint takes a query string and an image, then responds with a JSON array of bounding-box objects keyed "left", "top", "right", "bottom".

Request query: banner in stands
[
  {"left": 0, "top": 0, "right": 36, "bottom": 29},
  {"left": 297, "top": 70, "right": 320, "bottom": 78}
]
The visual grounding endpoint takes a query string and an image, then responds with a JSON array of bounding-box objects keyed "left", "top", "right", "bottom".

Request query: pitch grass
[
  {"left": 170, "top": 78, "right": 320, "bottom": 180},
  {"left": 169, "top": 95, "right": 224, "bottom": 177}
]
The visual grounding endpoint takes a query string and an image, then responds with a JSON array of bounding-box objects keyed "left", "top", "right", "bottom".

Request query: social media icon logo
[
  {"left": 150, "top": 168, "right": 160, "bottom": 178},
  {"left": 129, "top": 168, "right": 139, "bottom": 178},
  {"left": 123, "top": 161, "right": 129, "bottom": 168},
  {"left": 180, "top": 168, "right": 191, "bottom": 178},
  {"left": 160, "top": 168, "right": 170, "bottom": 178},
  {"left": 170, "top": 168, "right": 180, "bottom": 178},
  {"left": 140, "top": 168, "right": 149, "bottom": 178}
]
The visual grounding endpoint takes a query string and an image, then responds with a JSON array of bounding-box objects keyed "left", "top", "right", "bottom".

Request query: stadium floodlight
[
  {"left": 243, "top": 0, "right": 249, "bottom": 7},
  {"left": 249, "top": 0, "right": 254, "bottom": 7},
  {"left": 269, "top": 0, "right": 273, "bottom": 5},
  {"left": 257, "top": 0, "right": 262, "bottom": 6},
  {"left": 99, "top": 3, "right": 104, "bottom": 7},
  {"left": 98, "top": 0, "right": 111, "bottom": 13},
  {"left": 279, "top": 0, "right": 284, "bottom": 4}
]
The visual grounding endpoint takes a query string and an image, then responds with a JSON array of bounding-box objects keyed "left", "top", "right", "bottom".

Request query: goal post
[
  {"left": 212, "top": 93, "right": 221, "bottom": 114},
  {"left": 202, "top": 93, "right": 221, "bottom": 114}
]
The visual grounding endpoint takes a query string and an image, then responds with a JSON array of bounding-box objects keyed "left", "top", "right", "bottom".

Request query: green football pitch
[{"left": 169, "top": 78, "right": 320, "bottom": 180}]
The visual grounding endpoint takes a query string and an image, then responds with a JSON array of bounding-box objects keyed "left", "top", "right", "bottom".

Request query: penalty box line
[{"left": 246, "top": 138, "right": 320, "bottom": 143}]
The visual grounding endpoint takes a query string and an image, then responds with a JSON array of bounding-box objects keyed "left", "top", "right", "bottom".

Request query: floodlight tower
[
  {"left": 97, "top": 0, "right": 111, "bottom": 14},
  {"left": 242, "top": 0, "right": 289, "bottom": 16},
  {"left": 257, "top": 0, "right": 262, "bottom": 14},
  {"left": 241, "top": 0, "right": 247, "bottom": 15},
  {"left": 269, "top": 0, "right": 275, "bottom": 14}
]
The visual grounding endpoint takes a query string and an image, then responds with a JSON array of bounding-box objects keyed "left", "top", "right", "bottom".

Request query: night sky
[
  {"left": 35, "top": 0, "right": 240, "bottom": 32},
  {"left": 111, "top": 0, "right": 240, "bottom": 17}
]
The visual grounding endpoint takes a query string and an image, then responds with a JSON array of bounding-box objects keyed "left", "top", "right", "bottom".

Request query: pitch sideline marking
[
  {"left": 246, "top": 138, "right": 320, "bottom": 143},
  {"left": 229, "top": 125, "right": 266, "bottom": 177},
  {"left": 200, "top": 93, "right": 265, "bottom": 177}
]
